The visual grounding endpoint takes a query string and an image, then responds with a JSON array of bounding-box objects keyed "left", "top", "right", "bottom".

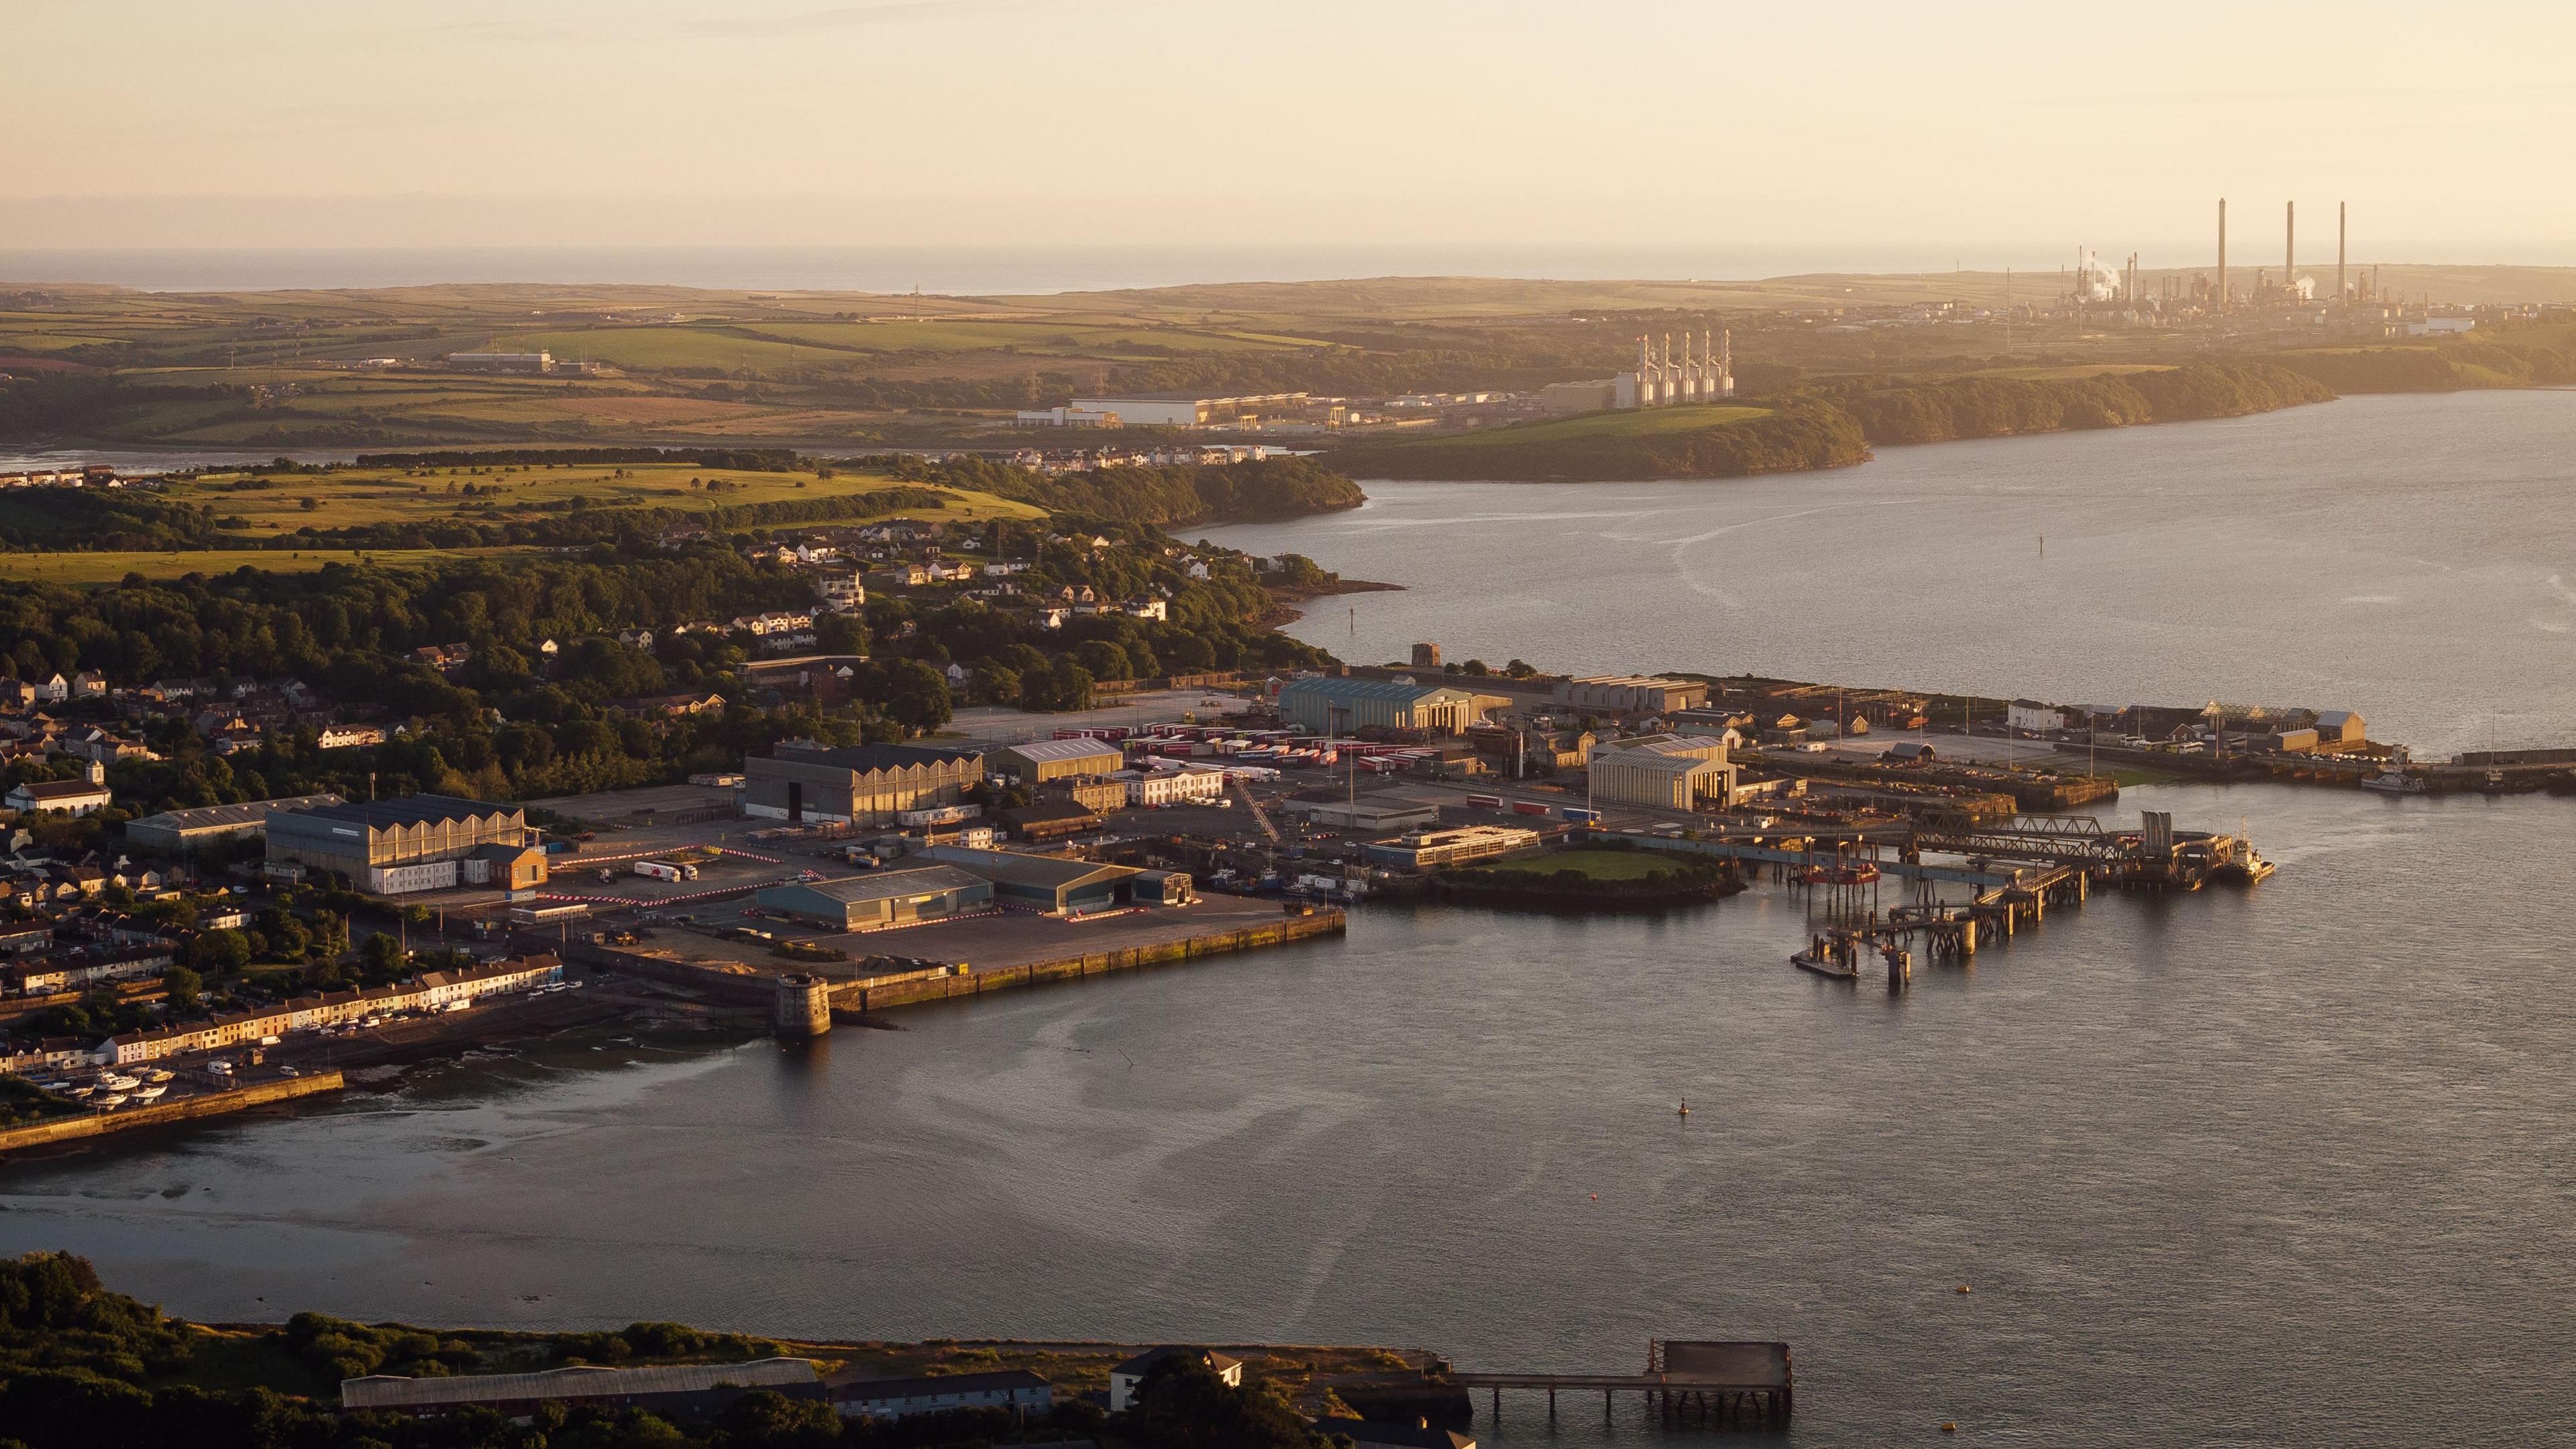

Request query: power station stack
[{"left": 1609, "top": 329, "right": 1733, "bottom": 410}]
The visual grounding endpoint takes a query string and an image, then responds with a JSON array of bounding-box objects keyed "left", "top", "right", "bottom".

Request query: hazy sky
[{"left": 10, "top": 0, "right": 2575, "bottom": 264}]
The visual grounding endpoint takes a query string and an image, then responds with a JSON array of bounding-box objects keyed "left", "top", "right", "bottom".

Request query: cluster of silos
[{"left": 1613, "top": 329, "right": 1734, "bottom": 409}]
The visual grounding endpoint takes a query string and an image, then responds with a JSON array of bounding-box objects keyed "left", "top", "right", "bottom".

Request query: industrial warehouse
[
  {"left": 1587, "top": 735, "right": 1739, "bottom": 810},
  {"left": 755, "top": 865, "right": 994, "bottom": 931},
  {"left": 1277, "top": 676, "right": 1503, "bottom": 735},
  {"left": 740, "top": 741, "right": 985, "bottom": 824},
  {"left": 264, "top": 795, "right": 547, "bottom": 894},
  {"left": 125, "top": 793, "right": 347, "bottom": 853}
]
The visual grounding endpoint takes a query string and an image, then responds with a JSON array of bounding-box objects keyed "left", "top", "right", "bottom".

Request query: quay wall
[
  {"left": 0, "top": 1072, "right": 345, "bottom": 1156},
  {"left": 541, "top": 910, "right": 1348, "bottom": 1022},
  {"left": 835, "top": 909, "right": 1347, "bottom": 1012}
]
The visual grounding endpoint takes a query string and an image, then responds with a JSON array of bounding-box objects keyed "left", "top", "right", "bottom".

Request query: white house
[
  {"left": 6, "top": 761, "right": 111, "bottom": 816},
  {"left": 1109, "top": 1348, "right": 1241, "bottom": 1413},
  {"left": 2006, "top": 699, "right": 2069, "bottom": 735}
]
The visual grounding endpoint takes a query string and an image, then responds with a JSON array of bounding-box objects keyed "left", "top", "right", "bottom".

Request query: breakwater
[{"left": 0, "top": 1071, "right": 345, "bottom": 1156}]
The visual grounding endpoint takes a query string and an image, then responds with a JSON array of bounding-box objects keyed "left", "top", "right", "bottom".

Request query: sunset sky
[{"left": 10, "top": 0, "right": 2573, "bottom": 265}]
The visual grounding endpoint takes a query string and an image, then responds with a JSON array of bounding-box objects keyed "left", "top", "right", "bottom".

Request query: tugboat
[{"left": 2213, "top": 847, "right": 2275, "bottom": 885}]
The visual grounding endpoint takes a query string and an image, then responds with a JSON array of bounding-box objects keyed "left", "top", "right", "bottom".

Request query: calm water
[
  {"left": 1201, "top": 390, "right": 2576, "bottom": 760},
  {"left": 4, "top": 786, "right": 2573, "bottom": 1446},
  {"left": 9, "top": 394, "right": 2576, "bottom": 1445}
]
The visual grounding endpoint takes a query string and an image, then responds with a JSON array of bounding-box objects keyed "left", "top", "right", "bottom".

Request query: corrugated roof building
[
  {"left": 264, "top": 795, "right": 528, "bottom": 894},
  {"left": 743, "top": 743, "right": 984, "bottom": 826},
  {"left": 126, "top": 794, "right": 346, "bottom": 852},
  {"left": 920, "top": 844, "right": 1143, "bottom": 913},
  {"left": 1587, "top": 735, "right": 1734, "bottom": 810},
  {"left": 755, "top": 866, "right": 994, "bottom": 930},
  {"left": 996, "top": 737, "right": 1124, "bottom": 782},
  {"left": 1277, "top": 677, "right": 1494, "bottom": 736}
]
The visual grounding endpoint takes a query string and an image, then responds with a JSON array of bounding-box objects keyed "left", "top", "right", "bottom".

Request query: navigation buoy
[
  {"left": 1955, "top": 1284, "right": 1972, "bottom": 1295},
  {"left": 1589, "top": 1193, "right": 1598, "bottom": 1201},
  {"left": 1940, "top": 1421, "right": 1959, "bottom": 1433},
  {"left": 1677, "top": 1099, "right": 1691, "bottom": 1117}
]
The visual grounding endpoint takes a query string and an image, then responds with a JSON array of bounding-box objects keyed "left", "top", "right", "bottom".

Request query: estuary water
[
  {"left": 7, "top": 392, "right": 2576, "bottom": 1446},
  {"left": 1201, "top": 389, "right": 2576, "bottom": 761}
]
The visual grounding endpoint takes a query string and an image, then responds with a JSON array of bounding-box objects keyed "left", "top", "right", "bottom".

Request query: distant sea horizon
[{"left": 5, "top": 241, "right": 2571, "bottom": 297}]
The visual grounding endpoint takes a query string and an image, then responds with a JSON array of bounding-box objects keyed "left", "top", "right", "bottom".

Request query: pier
[
  {"left": 1454, "top": 1340, "right": 1792, "bottom": 1425},
  {"left": 1677, "top": 808, "right": 2263, "bottom": 989}
]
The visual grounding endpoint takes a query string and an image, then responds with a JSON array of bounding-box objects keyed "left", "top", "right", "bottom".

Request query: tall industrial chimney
[
  {"left": 2286, "top": 200, "right": 2296, "bottom": 285},
  {"left": 2216, "top": 199, "right": 2229, "bottom": 315},
  {"left": 2337, "top": 202, "right": 2347, "bottom": 306}
]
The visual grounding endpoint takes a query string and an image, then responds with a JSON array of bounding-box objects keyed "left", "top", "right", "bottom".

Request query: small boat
[
  {"left": 131, "top": 1085, "right": 168, "bottom": 1102},
  {"left": 103, "top": 1074, "right": 140, "bottom": 1091},
  {"left": 141, "top": 1068, "right": 174, "bottom": 1083},
  {"left": 2361, "top": 746, "right": 2427, "bottom": 796},
  {"left": 95, "top": 1093, "right": 128, "bottom": 1108},
  {"left": 1792, "top": 941, "right": 1861, "bottom": 981},
  {"left": 2481, "top": 769, "right": 2509, "bottom": 796}
]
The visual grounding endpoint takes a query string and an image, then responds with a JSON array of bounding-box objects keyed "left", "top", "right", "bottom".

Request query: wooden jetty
[{"left": 1452, "top": 1340, "right": 1790, "bottom": 1425}]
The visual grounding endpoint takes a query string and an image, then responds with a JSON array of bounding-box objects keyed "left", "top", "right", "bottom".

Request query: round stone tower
[{"left": 773, "top": 973, "right": 833, "bottom": 1038}]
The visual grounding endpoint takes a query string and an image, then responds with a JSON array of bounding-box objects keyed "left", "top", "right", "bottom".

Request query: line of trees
[
  {"left": 1823, "top": 361, "right": 2332, "bottom": 445},
  {"left": 1330, "top": 400, "right": 1872, "bottom": 482},
  {"left": 888, "top": 453, "right": 1364, "bottom": 527},
  {"left": 2271, "top": 333, "right": 2576, "bottom": 393},
  {"left": 0, "top": 1252, "right": 1348, "bottom": 1449}
]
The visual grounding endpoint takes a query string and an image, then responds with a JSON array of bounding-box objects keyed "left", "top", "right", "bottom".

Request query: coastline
[{"left": 1324, "top": 361, "right": 2337, "bottom": 484}]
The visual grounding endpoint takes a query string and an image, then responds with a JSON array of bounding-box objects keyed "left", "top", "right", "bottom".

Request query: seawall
[
  {"left": 0, "top": 1071, "right": 345, "bottom": 1156},
  {"left": 838, "top": 909, "right": 1346, "bottom": 1012},
  {"left": 544, "top": 910, "right": 1348, "bottom": 1024}
]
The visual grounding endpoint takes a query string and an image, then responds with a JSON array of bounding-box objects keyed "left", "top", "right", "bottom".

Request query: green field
[
  {"left": 1480, "top": 848, "right": 1682, "bottom": 881},
  {"left": 156, "top": 463, "right": 1045, "bottom": 542},
  {"left": 0, "top": 548, "right": 501, "bottom": 584},
  {"left": 731, "top": 319, "right": 1326, "bottom": 356},
  {"left": 1389, "top": 404, "right": 1772, "bottom": 449}
]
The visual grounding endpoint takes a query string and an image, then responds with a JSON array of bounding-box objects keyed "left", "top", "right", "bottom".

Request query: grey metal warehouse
[
  {"left": 920, "top": 844, "right": 1147, "bottom": 913},
  {"left": 742, "top": 743, "right": 984, "bottom": 825},
  {"left": 264, "top": 794, "right": 531, "bottom": 894},
  {"left": 755, "top": 865, "right": 994, "bottom": 930},
  {"left": 126, "top": 793, "right": 345, "bottom": 853}
]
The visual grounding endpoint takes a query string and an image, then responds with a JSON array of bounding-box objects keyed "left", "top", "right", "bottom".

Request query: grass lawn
[
  {"left": 1384, "top": 404, "right": 1771, "bottom": 449},
  {"left": 1481, "top": 848, "right": 1682, "bottom": 881}
]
